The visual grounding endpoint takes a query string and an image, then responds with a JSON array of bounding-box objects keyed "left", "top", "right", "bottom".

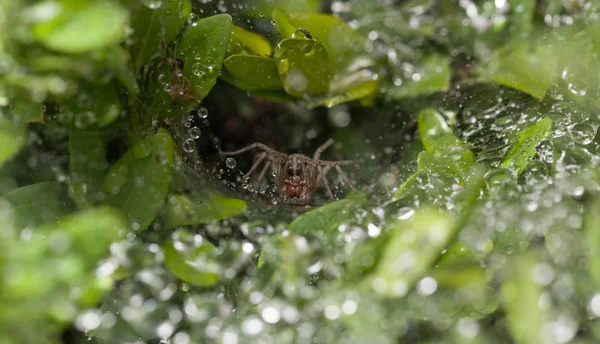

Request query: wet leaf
[
  {"left": 228, "top": 24, "right": 272, "bottom": 56},
  {"left": 163, "top": 237, "right": 220, "bottom": 287},
  {"left": 223, "top": 55, "right": 283, "bottom": 90},
  {"left": 501, "top": 253, "right": 545, "bottom": 344},
  {"left": 289, "top": 199, "right": 359, "bottom": 234},
  {"left": 178, "top": 14, "right": 232, "bottom": 101},
  {"left": 103, "top": 129, "right": 175, "bottom": 230},
  {"left": 33, "top": 1, "right": 129, "bottom": 54},
  {"left": 418, "top": 108, "right": 473, "bottom": 161},
  {"left": 125, "top": 0, "right": 192, "bottom": 72},
  {"left": 36, "top": 206, "right": 126, "bottom": 260},
  {"left": 585, "top": 196, "right": 600, "bottom": 286},
  {"left": 501, "top": 117, "right": 552, "bottom": 175},
  {"left": 272, "top": 9, "right": 365, "bottom": 67},
  {"left": 62, "top": 83, "right": 121, "bottom": 128},
  {"left": 0, "top": 181, "right": 71, "bottom": 231},
  {"left": 391, "top": 54, "right": 451, "bottom": 99},
  {"left": 0, "top": 117, "right": 26, "bottom": 167},
  {"left": 144, "top": 14, "right": 232, "bottom": 117},
  {"left": 274, "top": 37, "right": 330, "bottom": 96},
  {"left": 68, "top": 126, "right": 108, "bottom": 207},
  {"left": 310, "top": 76, "right": 379, "bottom": 108},
  {"left": 163, "top": 194, "right": 246, "bottom": 229},
  {"left": 484, "top": 40, "right": 559, "bottom": 99},
  {"left": 417, "top": 151, "right": 473, "bottom": 183},
  {"left": 367, "top": 209, "right": 455, "bottom": 297}
]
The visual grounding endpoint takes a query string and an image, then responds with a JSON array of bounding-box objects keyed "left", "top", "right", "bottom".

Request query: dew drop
[
  {"left": 182, "top": 139, "right": 195, "bottom": 153},
  {"left": 188, "top": 127, "right": 201, "bottom": 139},
  {"left": 568, "top": 123, "right": 596, "bottom": 145},
  {"left": 197, "top": 107, "right": 209, "bottom": 118},
  {"left": 142, "top": 0, "right": 162, "bottom": 9},
  {"left": 187, "top": 13, "right": 199, "bottom": 26},
  {"left": 292, "top": 28, "right": 313, "bottom": 40},
  {"left": 225, "top": 158, "right": 237, "bottom": 169},
  {"left": 192, "top": 63, "right": 205, "bottom": 77}
]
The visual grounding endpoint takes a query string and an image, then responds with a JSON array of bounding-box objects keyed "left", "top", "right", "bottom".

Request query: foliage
[{"left": 2, "top": 0, "right": 600, "bottom": 343}]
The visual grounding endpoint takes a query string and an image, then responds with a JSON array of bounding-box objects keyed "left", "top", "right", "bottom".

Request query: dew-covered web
[{"left": 5, "top": 0, "right": 600, "bottom": 343}]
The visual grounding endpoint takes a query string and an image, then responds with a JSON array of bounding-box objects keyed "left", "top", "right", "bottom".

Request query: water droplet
[
  {"left": 485, "top": 168, "right": 516, "bottom": 193},
  {"left": 283, "top": 69, "right": 308, "bottom": 94},
  {"left": 74, "top": 111, "right": 96, "bottom": 129},
  {"left": 292, "top": 29, "right": 313, "bottom": 40},
  {"left": 569, "top": 123, "right": 596, "bottom": 145},
  {"left": 301, "top": 42, "right": 312, "bottom": 54},
  {"left": 187, "top": 13, "right": 199, "bottom": 26},
  {"left": 182, "top": 139, "right": 195, "bottom": 153},
  {"left": 197, "top": 107, "right": 208, "bottom": 118},
  {"left": 142, "top": 0, "right": 162, "bottom": 9},
  {"left": 192, "top": 63, "right": 205, "bottom": 77},
  {"left": 188, "top": 127, "right": 201, "bottom": 139},
  {"left": 225, "top": 158, "right": 237, "bottom": 169},
  {"left": 396, "top": 207, "right": 415, "bottom": 220}
]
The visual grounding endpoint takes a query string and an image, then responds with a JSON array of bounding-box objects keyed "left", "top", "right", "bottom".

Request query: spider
[
  {"left": 221, "top": 139, "right": 362, "bottom": 205},
  {"left": 158, "top": 22, "right": 199, "bottom": 106}
]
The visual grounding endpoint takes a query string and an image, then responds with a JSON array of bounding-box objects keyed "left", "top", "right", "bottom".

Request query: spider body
[{"left": 222, "top": 139, "right": 361, "bottom": 205}]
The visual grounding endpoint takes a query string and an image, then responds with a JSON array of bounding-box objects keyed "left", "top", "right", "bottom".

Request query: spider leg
[
  {"left": 256, "top": 161, "right": 271, "bottom": 187},
  {"left": 313, "top": 138, "right": 335, "bottom": 161},
  {"left": 243, "top": 152, "right": 267, "bottom": 182},
  {"left": 221, "top": 143, "right": 283, "bottom": 157},
  {"left": 318, "top": 160, "right": 367, "bottom": 184},
  {"left": 318, "top": 166, "right": 335, "bottom": 200},
  {"left": 335, "top": 165, "right": 358, "bottom": 193}
]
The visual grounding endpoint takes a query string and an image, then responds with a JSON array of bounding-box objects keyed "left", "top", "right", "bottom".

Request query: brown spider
[
  {"left": 222, "top": 139, "right": 362, "bottom": 205},
  {"left": 159, "top": 23, "right": 199, "bottom": 106}
]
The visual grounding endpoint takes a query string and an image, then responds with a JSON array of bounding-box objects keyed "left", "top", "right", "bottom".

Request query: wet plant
[{"left": 2, "top": 1, "right": 600, "bottom": 344}]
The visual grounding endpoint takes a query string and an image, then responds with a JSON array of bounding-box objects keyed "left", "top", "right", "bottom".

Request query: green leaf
[
  {"left": 274, "top": 37, "right": 330, "bottom": 96},
  {"left": 163, "top": 236, "right": 220, "bottom": 287},
  {"left": 7, "top": 89, "right": 44, "bottom": 123},
  {"left": 62, "top": 83, "right": 121, "bottom": 128},
  {"left": 391, "top": 54, "right": 451, "bottom": 99},
  {"left": 501, "top": 117, "right": 552, "bottom": 175},
  {"left": 228, "top": 24, "right": 272, "bottom": 56},
  {"left": 272, "top": 8, "right": 297, "bottom": 39},
  {"left": 309, "top": 73, "right": 379, "bottom": 108},
  {"left": 37, "top": 206, "right": 126, "bottom": 260},
  {"left": 367, "top": 209, "right": 455, "bottom": 297},
  {"left": 68, "top": 126, "right": 108, "bottom": 207},
  {"left": 33, "top": 1, "right": 129, "bottom": 54},
  {"left": 223, "top": 55, "right": 283, "bottom": 90},
  {"left": 483, "top": 39, "right": 559, "bottom": 99},
  {"left": 272, "top": 9, "right": 365, "bottom": 67},
  {"left": 143, "top": 14, "right": 232, "bottom": 117},
  {"left": 0, "top": 182, "right": 69, "bottom": 230},
  {"left": 163, "top": 194, "right": 246, "bottom": 229},
  {"left": 0, "top": 116, "right": 26, "bottom": 167},
  {"left": 289, "top": 199, "right": 359, "bottom": 234},
  {"left": 418, "top": 108, "right": 452, "bottom": 152},
  {"left": 0, "top": 182, "right": 71, "bottom": 231},
  {"left": 178, "top": 14, "right": 232, "bottom": 100},
  {"left": 417, "top": 151, "right": 473, "bottom": 183},
  {"left": 501, "top": 253, "right": 545, "bottom": 344},
  {"left": 125, "top": 0, "right": 192, "bottom": 72},
  {"left": 103, "top": 129, "right": 175, "bottom": 230},
  {"left": 584, "top": 196, "right": 600, "bottom": 286},
  {"left": 418, "top": 108, "right": 473, "bottom": 158}
]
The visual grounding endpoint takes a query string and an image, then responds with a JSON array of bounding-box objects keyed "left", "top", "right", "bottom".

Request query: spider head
[{"left": 284, "top": 175, "right": 307, "bottom": 198}]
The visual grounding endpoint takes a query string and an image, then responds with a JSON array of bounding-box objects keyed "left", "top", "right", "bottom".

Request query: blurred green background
[{"left": 2, "top": 0, "right": 600, "bottom": 343}]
